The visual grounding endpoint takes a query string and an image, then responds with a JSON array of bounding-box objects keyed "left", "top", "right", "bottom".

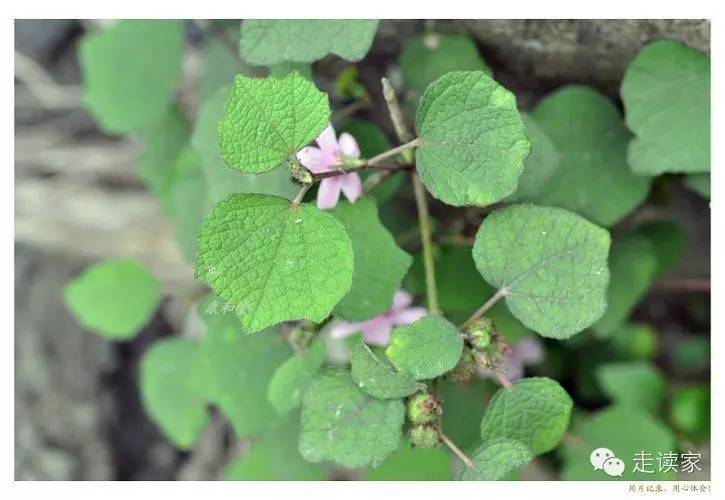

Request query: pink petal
[
  {"left": 338, "top": 133, "right": 361, "bottom": 158},
  {"left": 340, "top": 173, "right": 363, "bottom": 203},
  {"left": 316, "top": 124, "right": 338, "bottom": 153},
  {"left": 328, "top": 321, "right": 363, "bottom": 339},
  {"left": 317, "top": 178, "right": 343, "bottom": 210},
  {"left": 513, "top": 338, "right": 544, "bottom": 365},
  {"left": 297, "top": 146, "right": 327, "bottom": 174},
  {"left": 392, "top": 290, "right": 413, "bottom": 310},
  {"left": 361, "top": 321, "right": 394, "bottom": 346},
  {"left": 390, "top": 307, "right": 427, "bottom": 326}
]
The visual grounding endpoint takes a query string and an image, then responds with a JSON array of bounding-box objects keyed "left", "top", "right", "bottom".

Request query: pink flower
[
  {"left": 480, "top": 337, "right": 544, "bottom": 382},
  {"left": 329, "top": 290, "right": 427, "bottom": 346},
  {"left": 297, "top": 124, "right": 363, "bottom": 210}
]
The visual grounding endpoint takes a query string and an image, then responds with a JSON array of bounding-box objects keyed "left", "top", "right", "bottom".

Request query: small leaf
[
  {"left": 457, "top": 438, "right": 533, "bottom": 481},
  {"left": 638, "top": 220, "right": 686, "bottom": 280},
  {"left": 351, "top": 341, "right": 420, "bottom": 399},
  {"left": 192, "top": 87, "right": 298, "bottom": 206},
  {"left": 64, "top": 259, "right": 160, "bottom": 339},
  {"left": 195, "top": 193, "right": 354, "bottom": 333},
  {"left": 140, "top": 339, "right": 209, "bottom": 449},
  {"left": 621, "top": 40, "right": 710, "bottom": 175},
  {"left": 386, "top": 316, "right": 463, "bottom": 380},
  {"left": 596, "top": 361, "right": 666, "bottom": 413},
  {"left": 684, "top": 173, "right": 710, "bottom": 199},
  {"left": 225, "top": 414, "right": 326, "bottom": 480},
  {"left": 506, "top": 113, "right": 560, "bottom": 202},
  {"left": 592, "top": 234, "right": 658, "bottom": 335},
  {"left": 332, "top": 199, "right": 412, "bottom": 321},
  {"left": 400, "top": 33, "right": 491, "bottom": 97},
  {"left": 415, "top": 71, "right": 530, "bottom": 206},
  {"left": 79, "top": 20, "right": 184, "bottom": 133},
  {"left": 299, "top": 368, "right": 405, "bottom": 468},
  {"left": 531, "top": 86, "right": 651, "bottom": 226},
  {"left": 473, "top": 204, "right": 611, "bottom": 339},
  {"left": 240, "top": 20, "right": 379, "bottom": 65},
  {"left": 480, "top": 377, "right": 573, "bottom": 455},
  {"left": 267, "top": 340, "right": 326, "bottom": 415},
  {"left": 562, "top": 406, "right": 677, "bottom": 480},
  {"left": 219, "top": 72, "right": 330, "bottom": 173},
  {"left": 366, "top": 441, "right": 454, "bottom": 481},
  {"left": 196, "top": 298, "right": 291, "bottom": 437}
]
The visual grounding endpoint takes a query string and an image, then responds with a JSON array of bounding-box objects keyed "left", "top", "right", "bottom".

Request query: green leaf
[
  {"left": 64, "top": 259, "right": 160, "bottom": 339},
  {"left": 386, "top": 316, "right": 463, "bottom": 380},
  {"left": 596, "top": 361, "right": 666, "bottom": 413},
  {"left": 218, "top": 72, "right": 330, "bottom": 174},
  {"left": 400, "top": 33, "right": 491, "bottom": 97},
  {"left": 351, "top": 341, "right": 420, "bottom": 399},
  {"left": 192, "top": 86, "right": 298, "bottom": 206},
  {"left": 267, "top": 340, "right": 326, "bottom": 416},
  {"left": 480, "top": 377, "right": 573, "bottom": 455},
  {"left": 531, "top": 86, "right": 651, "bottom": 226},
  {"left": 299, "top": 368, "right": 405, "bottom": 468},
  {"left": 195, "top": 193, "right": 354, "bottom": 333},
  {"left": 332, "top": 199, "right": 412, "bottom": 321},
  {"left": 140, "top": 339, "right": 209, "bottom": 449},
  {"left": 415, "top": 71, "right": 530, "bottom": 206},
  {"left": 240, "top": 20, "right": 379, "bottom": 65},
  {"left": 137, "top": 105, "right": 191, "bottom": 211},
  {"left": 79, "top": 20, "right": 184, "bottom": 133},
  {"left": 592, "top": 234, "right": 657, "bottom": 335},
  {"left": 268, "top": 62, "right": 313, "bottom": 80},
  {"left": 506, "top": 113, "right": 561, "bottom": 202},
  {"left": 168, "top": 145, "right": 207, "bottom": 262},
  {"left": 670, "top": 385, "right": 710, "bottom": 443},
  {"left": 684, "top": 173, "right": 711, "bottom": 199},
  {"left": 366, "top": 441, "right": 453, "bottom": 480},
  {"left": 225, "top": 414, "right": 326, "bottom": 480},
  {"left": 458, "top": 438, "right": 533, "bottom": 481},
  {"left": 196, "top": 298, "right": 291, "bottom": 437},
  {"left": 473, "top": 204, "right": 611, "bottom": 339},
  {"left": 638, "top": 220, "right": 686, "bottom": 279},
  {"left": 562, "top": 406, "right": 677, "bottom": 480},
  {"left": 621, "top": 40, "right": 710, "bottom": 175}
]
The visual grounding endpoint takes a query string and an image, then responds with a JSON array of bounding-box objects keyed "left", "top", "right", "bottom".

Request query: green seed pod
[
  {"left": 409, "top": 424, "right": 440, "bottom": 448},
  {"left": 449, "top": 349, "right": 477, "bottom": 383},
  {"left": 407, "top": 393, "right": 442, "bottom": 424},
  {"left": 465, "top": 317, "right": 496, "bottom": 351}
]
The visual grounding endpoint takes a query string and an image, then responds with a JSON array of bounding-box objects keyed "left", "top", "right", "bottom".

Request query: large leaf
[
  {"left": 195, "top": 193, "right": 354, "bottom": 333},
  {"left": 473, "top": 204, "right": 611, "bottom": 339},
  {"left": 457, "top": 438, "right": 532, "bottom": 481},
  {"left": 140, "top": 339, "right": 209, "bottom": 449},
  {"left": 386, "top": 316, "right": 463, "bottom": 380},
  {"left": 267, "top": 340, "right": 326, "bottom": 416},
  {"left": 480, "top": 377, "right": 573, "bottom": 455},
  {"left": 531, "top": 86, "right": 651, "bottom": 226},
  {"left": 332, "top": 199, "right": 412, "bottom": 321},
  {"left": 415, "top": 71, "right": 530, "bottom": 206},
  {"left": 218, "top": 72, "right": 330, "bottom": 173},
  {"left": 79, "top": 20, "right": 183, "bottom": 133},
  {"left": 621, "top": 40, "right": 710, "bottom": 175},
  {"left": 195, "top": 298, "right": 290, "bottom": 437},
  {"left": 240, "top": 20, "right": 379, "bottom": 65},
  {"left": 351, "top": 341, "right": 420, "bottom": 399},
  {"left": 64, "top": 259, "right": 160, "bottom": 339},
  {"left": 592, "top": 234, "right": 658, "bottom": 335},
  {"left": 192, "top": 86, "right": 298, "bottom": 206},
  {"left": 299, "top": 368, "right": 405, "bottom": 468},
  {"left": 596, "top": 361, "right": 666, "bottom": 413}
]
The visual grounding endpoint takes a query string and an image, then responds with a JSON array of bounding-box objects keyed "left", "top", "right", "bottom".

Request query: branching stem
[
  {"left": 291, "top": 184, "right": 312, "bottom": 205},
  {"left": 460, "top": 288, "right": 507, "bottom": 330},
  {"left": 311, "top": 162, "right": 413, "bottom": 180}
]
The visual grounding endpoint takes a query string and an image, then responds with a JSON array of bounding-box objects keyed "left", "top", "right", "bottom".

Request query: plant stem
[
  {"left": 381, "top": 78, "right": 415, "bottom": 143},
  {"left": 291, "top": 184, "right": 312, "bottom": 205},
  {"left": 413, "top": 172, "right": 440, "bottom": 315},
  {"left": 438, "top": 431, "right": 475, "bottom": 469},
  {"left": 495, "top": 371, "right": 514, "bottom": 389},
  {"left": 459, "top": 288, "right": 506, "bottom": 330},
  {"left": 311, "top": 162, "right": 413, "bottom": 180},
  {"left": 367, "top": 138, "right": 421, "bottom": 165}
]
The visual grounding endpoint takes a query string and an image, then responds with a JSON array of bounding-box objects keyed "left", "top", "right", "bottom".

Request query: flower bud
[
  {"left": 407, "top": 393, "right": 442, "bottom": 424},
  {"left": 409, "top": 424, "right": 440, "bottom": 448},
  {"left": 465, "top": 317, "right": 496, "bottom": 351}
]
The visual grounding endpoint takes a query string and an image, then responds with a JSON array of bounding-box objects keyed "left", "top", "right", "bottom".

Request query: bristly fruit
[
  {"left": 449, "top": 349, "right": 477, "bottom": 383},
  {"left": 409, "top": 423, "right": 440, "bottom": 448},
  {"left": 464, "top": 317, "right": 496, "bottom": 351},
  {"left": 407, "top": 393, "right": 442, "bottom": 424}
]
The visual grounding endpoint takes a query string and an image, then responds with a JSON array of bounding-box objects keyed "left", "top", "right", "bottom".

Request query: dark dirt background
[{"left": 14, "top": 19, "right": 710, "bottom": 480}]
